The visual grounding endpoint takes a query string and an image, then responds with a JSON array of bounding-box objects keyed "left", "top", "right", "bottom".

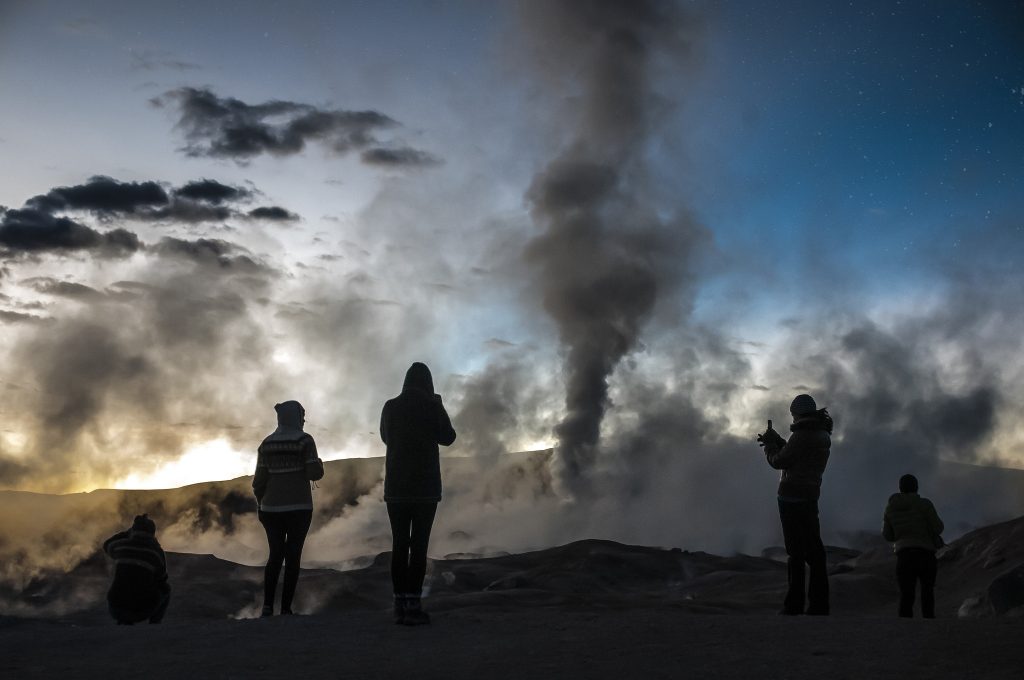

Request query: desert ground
[{"left": 3, "top": 519, "right": 1024, "bottom": 679}]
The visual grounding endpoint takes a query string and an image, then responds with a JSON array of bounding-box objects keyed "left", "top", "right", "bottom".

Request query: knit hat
[
  {"left": 132, "top": 514, "right": 157, "bottom": 534},
  {"left": 790, "top": 394, "right": 817, "bottom": 417}
]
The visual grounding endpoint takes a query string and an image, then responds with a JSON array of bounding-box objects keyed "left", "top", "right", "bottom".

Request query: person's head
[
  {"left": 132, "top": 514, "right": 157, "bottom": 534},
  {"left": 790, "top": 394, "right": 817, "bottom": 419},
  {"left": 899, "top": 474, "right": 919, "bottom": 493},
  {"left": 274, "top": 400, "right": 305, "bottom": 429},
  {"left": 403, "top": 362, "right": 434, "bottom": 394}
]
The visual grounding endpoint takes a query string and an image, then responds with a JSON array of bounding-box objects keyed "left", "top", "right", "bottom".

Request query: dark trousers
[
  {"left": 259, "top": 509, "right": 313, "bottom": 611},
  {"left": 387, "top": 502, "right": 437, "bottom": 596},
  {"left": 897, "top": 547, "right": 937, "bottom": 618},
  {"left": 109, "top": 588, "right": 170, "bottom": 624},
  {"left": 778, "top": 498, "right": 829, "bottom": 615}
]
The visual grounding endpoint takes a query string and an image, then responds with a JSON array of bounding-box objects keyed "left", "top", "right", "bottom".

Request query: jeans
[
  {"left": 387, "top": 502, "right": 438, "bottom": 596},
  {"left": 259, "top": 509, "right": 313, "bottom": 612},
  {"left": 897, "top": 547, "right": 937, "bottom": 618},
  {"left": 778, "top": 497, "right": 829, "bottom": 615}
]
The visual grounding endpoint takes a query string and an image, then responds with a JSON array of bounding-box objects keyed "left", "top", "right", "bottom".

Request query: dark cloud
[
  {"left": 154, "top": 87, "right": 438, "bottom": 166},
  {"left": 361, "top": 147, "right": 441, "bottom": 167},
  {"left": 26, "top": 176, "right": 168, "bottom": 215},
  {"left": 247, "top": 206, "right": 298, "bottom": 221},
  {"left": 6, "top": 177, "right": 293, "bottom": 233},
  {"left": 0, "top": 208, "right": 141, "bottom": 258},
  {"left": 173, "top": 179, "right": 251, "bottom": 205}
]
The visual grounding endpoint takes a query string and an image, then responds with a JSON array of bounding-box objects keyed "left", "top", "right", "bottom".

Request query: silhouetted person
[
  {"left": 883, "top": 473, "right": 944, "bottom": 618},
  {"left": 103, "top": 514, "right": 171, "bottom": 625},
  {"left": 759, "top": 394, "right": 833, "bottom": 615},
  {"left": 380, "top": 362, "right": 456, "bottom": 625},
  {"left": 253, "top": 400, "right": 324, "bottom": 617}
]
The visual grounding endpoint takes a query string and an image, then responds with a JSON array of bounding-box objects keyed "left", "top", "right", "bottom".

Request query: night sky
[{"left": 1, "top": 0, "right": 1022, "bottom": 512}]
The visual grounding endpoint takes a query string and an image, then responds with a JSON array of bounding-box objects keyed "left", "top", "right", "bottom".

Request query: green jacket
[{"left": 882, "top": 492, "right": 944, "bottom": 552}]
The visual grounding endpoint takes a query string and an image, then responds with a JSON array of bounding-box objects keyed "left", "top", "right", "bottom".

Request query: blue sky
[{"left": 1, "top": 0, "right": 1022, "bottom": 494}]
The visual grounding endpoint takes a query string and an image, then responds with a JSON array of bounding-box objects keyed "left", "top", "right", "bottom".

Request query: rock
[{"left": 987, "top": 563, "right": 1024, "bottom": 615}]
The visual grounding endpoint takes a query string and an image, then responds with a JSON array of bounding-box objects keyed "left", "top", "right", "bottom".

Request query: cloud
[
  {"left": 154, "top": 87, "right": 438, "bottom": 166},
  {"left": 361, "top": 147, "right": 441, "bottom": 168},
  {"left": 151, "top": 237, "right": 269, "bottom": 272},
  {"left": 0, "top": 208, "right": 141, "bottom": 258},
  {"left": 247, "top": 206, "right": 298, "bottom": 222},
  {"left": 27, "top": 176, "right": 168, "bottom": 215},
  {"left": 173, "top": 179, "right": 252, "bottom": 205},
  {"left": 7, "top": 176, "right": 290, "bottom": 231},
  {"left": 22, "top": 277, "right": 105, "bottom": 301}
]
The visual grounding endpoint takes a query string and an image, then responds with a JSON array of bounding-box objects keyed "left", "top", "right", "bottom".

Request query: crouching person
[
  {"left": 102, "top": 514, "right": 171, "bottom": 625},
  {"left": 882, "top": 474, "right": 945, "bottom": 618}
]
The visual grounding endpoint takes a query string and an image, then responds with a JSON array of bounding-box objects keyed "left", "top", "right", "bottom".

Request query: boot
[
  {"left": 402, "top": 596, "right": 430, "bottom": 626},
  {"left": 261, "top": 605, "right": 274, "bottom": 618}
]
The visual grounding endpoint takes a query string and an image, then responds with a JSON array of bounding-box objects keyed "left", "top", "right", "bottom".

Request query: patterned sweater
[
  {"left": 253, "top": 431, "right": 325, "bottom": 512},
  {"left": 102, "top": 529, "right": 169, "bottom": 610}
]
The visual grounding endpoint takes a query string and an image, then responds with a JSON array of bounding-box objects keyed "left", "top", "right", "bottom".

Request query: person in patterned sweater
[
  {"left": 102, "top": 514, "right": 171, "bottom": 624},
  {"left": 253, "top": 400, "right": 325, "bottom": 617}
]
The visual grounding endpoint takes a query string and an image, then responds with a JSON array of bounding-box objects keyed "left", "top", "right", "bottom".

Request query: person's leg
[
  {"left": 387, "top": 502, "right": 414, "bottom": 623},
  {"left": 920, "top": 550, "right": 938, "bottom": 618},
  {"left": 804, "top": 501, "right": 829, "bottom": 615},
  {"left": 778, "top": 499, "right": 806, "bottom": 615},
  {"left": 280, "top": 510, "right": 314, "bottom": 614},
  {"left": 407, "top": 503, "right": 438, "bottom": 597},
  {"left": 401, "top": 503, "right": 438, "bottom": 625},
  {"left": 259, "top": 510, "right": 288, "bottom": 615},
  {"left": 896, "top": 549, "right": 917, "bottom": 617}
]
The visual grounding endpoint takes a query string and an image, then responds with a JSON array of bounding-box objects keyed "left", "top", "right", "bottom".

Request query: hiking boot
[
  {"left": 402, "top": 597, "right": 430, "bottom": 626},
  {"left": 261, "top": 605, "right": 274, "bottom": 618}
]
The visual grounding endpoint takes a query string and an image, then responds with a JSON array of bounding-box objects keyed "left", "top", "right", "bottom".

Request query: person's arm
[
  {"left": 102, "top": 531, "right": 130, "bottom": 556},
  {"left": 434, "top": 395, "right": 456, "bottom": 446},
  {"left": 926, "top": 499, "right": 944, "bottom": 537},
  {"left": 305, "top": 436, "right": 325, "bottom": 481},
  {"left": 882, "top": 508, "right": 895, "bottom": 542},
  {"left": 764, "top": 431, "right": 799, "bottom": 469},
  {"left": 379, "top": 403, "right": 389, "bottom": 446},
  {"left": 252, "top": 447, "right": 268, "bottom": 502}
]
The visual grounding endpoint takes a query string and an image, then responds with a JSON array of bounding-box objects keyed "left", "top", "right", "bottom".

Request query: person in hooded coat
[
  {"left": 883, "top": 474, "right": 945, "bottom": 618},
  {"left": 759, "top": 393, "right": 833, "bottom": 615},
  {"left": 103, "top": 514, "right": 171, "bottom": 625},
  {"left": 380, "top": 362, "right": 456, "bottom": 625},
  {"left": 253, "top": 400, "right": 324, "bottom": 616}
]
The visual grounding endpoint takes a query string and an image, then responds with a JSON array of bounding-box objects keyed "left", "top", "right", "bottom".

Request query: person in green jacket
[{"left": 882, "top": 474, "right": 944, "bottom": 618}]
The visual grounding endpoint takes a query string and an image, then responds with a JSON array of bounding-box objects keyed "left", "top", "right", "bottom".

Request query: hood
[
  {"left": 402, "top": 362, "right": 434, "bottom": 395},
  {"left": 274, "top": 400, "right": 305, "bottom": 430}
]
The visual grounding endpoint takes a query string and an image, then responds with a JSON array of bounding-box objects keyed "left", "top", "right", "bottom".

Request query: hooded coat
[
  {"left": 763, "top": 411, "right": 832, "bottom": 500},
  {"left": 253, "top": 400, "right": 324, "bottom": 511},
  {"left": 380, "top": 363, "right": 457, "bottom": 503},
  {"left": 883, "top": 492, "right": 944, "bottom": 552}
]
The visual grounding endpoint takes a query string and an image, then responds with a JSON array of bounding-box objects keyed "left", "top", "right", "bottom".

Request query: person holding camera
[
  {"left": 758, "top": 393, "right": 833, "bottom": 615},
  {"left": 380, "top": 362, "right": 457, "bottom": 625},
  {"left": 882, "top": 473, "right": 944, "bottom": 618}
]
